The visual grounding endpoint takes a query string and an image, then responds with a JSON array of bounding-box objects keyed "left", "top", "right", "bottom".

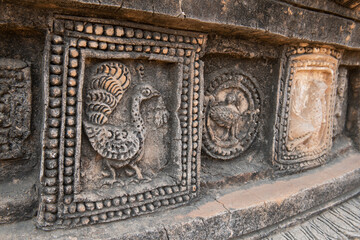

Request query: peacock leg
[
  {"left": 101, "top": 160, "right": 118, "bottom": 186},
  {"left": 130, "top": 163, "right": 143, "bottom": 180},
  {"left": 230, "top": 126, "right": 236, "bottom": 140},
  {"left": 128, "top": 163, "right": 152, "bottom": 183}
]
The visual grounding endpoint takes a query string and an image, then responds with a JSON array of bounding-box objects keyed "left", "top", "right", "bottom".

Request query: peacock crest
[{"left": 85, "top": 62, "right": 131, "bottom": 125}]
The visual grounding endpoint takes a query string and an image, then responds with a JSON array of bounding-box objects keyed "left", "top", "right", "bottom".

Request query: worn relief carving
[
  {"left": 0, "top": 58, "right": 31, "bottom": 160},
  {"left": 347, "top": 69, "right": 360, "bottom": 149},
  {"left": 37, "top": 15, "right": 206, "bottom": 229},
  {"left": 334, "top": 67, "right": 348, "bottom": 136},
  {"left": 83, "top": 62, "right": 169, "bottom": 186},
  {"left": 203, "top": 71, "right": 261, "bottom": 160},
  {"left": 273, "top": 46, "right": 341, "bottom": 171}
]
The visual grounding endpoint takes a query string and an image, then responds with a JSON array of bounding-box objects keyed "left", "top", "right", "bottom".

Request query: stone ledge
[
  {"left": 0, "top": 172, "right": 37, "bottom": 224},
  {"left": 2, "top": 0, "right": 360, "bottom": 50},
  {"left": 1, "top": 153, "right": 360, "bottom": 239}
]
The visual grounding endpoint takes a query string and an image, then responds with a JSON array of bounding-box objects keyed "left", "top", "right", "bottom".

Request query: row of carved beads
[
  {"left": 62, "top": 45, "right": 81, "bottom": 204},
  {"left": 60, "top": 20, "right": 200, "bottom": 45},
  {"left": 287, "top": 46, "right": 341, "bottom": 59},
  {"left": 62, "top": 185, "right": 188, "bottom": 223},
  {"left": 180, "top": 59, "right": 191, "bottom": 187},
  {"left": 277, "top": 154, "right": 327, "bottom": 171},
  {"left": 273, "top": 57, "right": 289, "bottom": 164},
  {"left": 43, "top": 34, "right": 65, "bottom": 222},
  {"left": 72, "top": 37, "right": 195, "bottom": 57},
  {"left": 61, "top": 193, "right": 191, "bottom": 227},
  {"left": 191, "top": 56, "right": 201, "bottom": 192}
]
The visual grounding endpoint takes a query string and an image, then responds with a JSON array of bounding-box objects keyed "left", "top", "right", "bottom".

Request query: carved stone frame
[
  {"left": 38, "top": 15, "right": 206, "bottom": 229},
  {"left": 273, "top": 47, "right": 340, "bottom": 171}
]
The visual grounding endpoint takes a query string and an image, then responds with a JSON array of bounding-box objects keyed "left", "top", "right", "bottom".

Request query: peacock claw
[
  {"left": 101, "top": 170, "right": 111, "bottom": 177},
  {"left": 114, "top": 180, "right": 125, "bottom": 187},
  {"left": 128, "top": 178, "right": 139, "bottom": 184},
  {"left": 140, "top": 176, "right": 152, "bottom": 183},
  {"left": 128, "top": 175, "right": 152, "bottom": 184},
  {"left": 101, "top": 178, "right": 117, "bottom": 187},
  {"left": 124, "top": 168, "right": 136, "bottom": 177}
]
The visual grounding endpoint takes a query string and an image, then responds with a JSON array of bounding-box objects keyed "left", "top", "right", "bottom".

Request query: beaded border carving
[
  {"left": 37, "top": 15, "right": 206, "bottom": 229},
  {"left": 273, "top": 46, "right": 340, "bottom": 171}
]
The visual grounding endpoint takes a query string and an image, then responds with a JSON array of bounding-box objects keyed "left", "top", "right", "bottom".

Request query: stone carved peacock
[
  {"left": 209, "top": 92, "right": 242, "bottom": 141},
  {"left": 83, "top": 62, "right": 168, "bottom": 186}
]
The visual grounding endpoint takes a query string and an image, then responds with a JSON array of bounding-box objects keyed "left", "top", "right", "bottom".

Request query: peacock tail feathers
[{"left": 85, "top": 62, "right": 131, "bottom": 125}]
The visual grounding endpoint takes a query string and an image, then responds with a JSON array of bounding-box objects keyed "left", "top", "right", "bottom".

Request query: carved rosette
[
  {"left": 37, "top": 15, "right": 206, "bottom": 229},
  {"left": 273, "top": 46, "right": 341, "bottom": 171},
  {"left": 0, "top": 58, "right": 31, "bottom": 160},
  {"left": 203, "top": 71, "right": 261, "bottom": 160}
]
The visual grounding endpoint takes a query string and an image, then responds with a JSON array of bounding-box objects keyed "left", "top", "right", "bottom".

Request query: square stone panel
[{"left": 37, "top": 15, "right": 206, "bottom": 229}]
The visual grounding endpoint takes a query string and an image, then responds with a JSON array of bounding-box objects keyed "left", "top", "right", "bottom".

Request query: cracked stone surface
[
  {"left": 2, "top": 0, "right": 360, "bottom": 49},
  {"left": 1, "top": 153, "right": 360, "bottom": 239}
]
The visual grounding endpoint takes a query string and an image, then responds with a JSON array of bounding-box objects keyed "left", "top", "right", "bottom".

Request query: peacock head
[
  {"left": 225, "top": 92, "right": 238, "bottom": 105},
  {"left": 134, "top": 83, "right": 160, "bottom": 101}
]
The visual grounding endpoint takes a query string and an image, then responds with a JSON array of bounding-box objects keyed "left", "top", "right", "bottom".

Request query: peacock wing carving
[
  {"left": 83, "top": 121, "right": 141, "bottom": 162},
  {"left": 209, "top": 105, "right": 240, "bottom": 128}
]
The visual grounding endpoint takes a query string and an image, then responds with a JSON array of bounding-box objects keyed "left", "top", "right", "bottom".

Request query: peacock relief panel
[
  {"left": 273, "top": 46, "right": 341, "bottom": 172},
  {"left": 37, "top": 15, "right": 206, "bottom": 229},
  {"left": 80, "top": 60, "right": 177, "bottom": 198}
]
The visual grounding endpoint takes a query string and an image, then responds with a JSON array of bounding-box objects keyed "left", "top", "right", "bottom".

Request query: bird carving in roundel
[{"left": 208, "top": 90, "right": 249, "bottom": 142}]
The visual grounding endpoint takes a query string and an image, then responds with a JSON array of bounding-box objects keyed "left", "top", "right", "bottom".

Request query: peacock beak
[{"left": 153, "top": 90, "right": 160, "bottom": 97}]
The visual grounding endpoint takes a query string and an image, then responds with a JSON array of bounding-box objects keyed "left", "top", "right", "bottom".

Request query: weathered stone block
[
  {"left": 0, "top": 58, "right": 31, "bottom": 160},
  {"left": 273, "top": 46, "right": 341, "bottom": 171}
]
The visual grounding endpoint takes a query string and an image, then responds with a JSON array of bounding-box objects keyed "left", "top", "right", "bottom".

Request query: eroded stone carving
[
  {"left": 203, "top": 71, "right": 261, "bottom": 160},
  {"left": 37, "top": 15, "right": 206, "bottom": 229},
  {"left": 334, "top": 67, "right": 348, "bottom": 136},
  {"left": 273, "top": 46, "right": 340, "bottom": 171},
  {"left": 0, "top": 58, "right": 31, "bottom": 160},
  {"left": 347, "top": 69, "right": 360, "bottom": 150}
]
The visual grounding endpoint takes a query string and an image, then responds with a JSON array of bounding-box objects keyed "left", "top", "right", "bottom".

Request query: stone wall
[{"left": 0, "top": 0, "right": 360, "bottom": 238}]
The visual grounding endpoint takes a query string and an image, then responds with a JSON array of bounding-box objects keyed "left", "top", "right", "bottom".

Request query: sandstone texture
[{"left": 0, "top": 0, "right": 359, "bottom": 239}]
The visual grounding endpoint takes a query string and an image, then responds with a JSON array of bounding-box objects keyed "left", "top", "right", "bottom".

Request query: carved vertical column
[
  {"left": 334, "top": 67, "right": 348, "bottom": 136},
  {"left": 347, "top": 69, "right": 360, "bottom": 149},
  {"left": 273, "top": 46, "right": 341, "bottom": 171}
]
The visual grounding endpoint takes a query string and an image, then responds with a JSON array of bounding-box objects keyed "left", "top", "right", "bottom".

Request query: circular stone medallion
[{"left": 202, "top": 71, "right": 261, "bottom": 160}]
